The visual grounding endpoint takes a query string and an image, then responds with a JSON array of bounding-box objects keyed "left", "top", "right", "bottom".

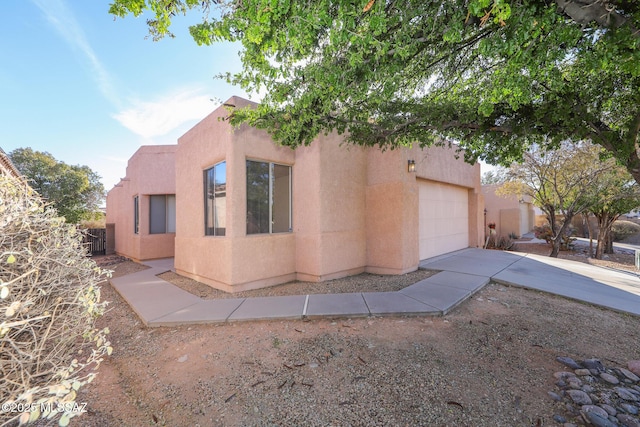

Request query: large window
[
  {"left": 149, "top": 195, "right": 176, "bottom": 234},
  {"left": 134, "top": 195, "right": 139, "bottom": 234},
  {"left": 204, "top": 161, "right": 226, "bottom": 236},
  {"left": 246, "top": 160, "right": 291, "bottom": 234}
]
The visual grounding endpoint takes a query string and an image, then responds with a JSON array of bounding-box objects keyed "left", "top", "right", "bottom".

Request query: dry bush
[
  {"left": 611, "top": 220, "right": 640, "bottom": 242},
  {"left": 0, "top": 176, "right": 111, "bottom": 426}
]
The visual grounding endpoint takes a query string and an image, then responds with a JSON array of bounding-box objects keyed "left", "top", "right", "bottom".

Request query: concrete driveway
[{"left": 420, "top": 248, "right": 640, "bottom": 316}]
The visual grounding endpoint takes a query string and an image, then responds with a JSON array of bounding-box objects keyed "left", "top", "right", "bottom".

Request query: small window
[
  {"left": 149, "top": 195, "right": 176, "bottom": 234},
  {"left": 204, "top": 161, "right": 226, "bottom": 236},
  {"left": 246, "top": 160, "right": 291, "bottom": 234},
  {"left": 134, "top": 195, "right": 139, "bottom": 234}
]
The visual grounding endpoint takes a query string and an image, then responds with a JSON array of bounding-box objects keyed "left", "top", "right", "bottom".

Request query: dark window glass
[
  {"left": 134, "top": 196, "right": 139, "bottom": 234},
  {"left": 246, "top": 160, "right": 291, "bottom": 234},
  {"left": 149, "top": 195, "right": 167, "bottom": 234}
]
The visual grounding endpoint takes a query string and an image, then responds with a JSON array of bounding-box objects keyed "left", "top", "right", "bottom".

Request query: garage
[{"left": 418, "top": 180, "right": 469, "bottom": 260}]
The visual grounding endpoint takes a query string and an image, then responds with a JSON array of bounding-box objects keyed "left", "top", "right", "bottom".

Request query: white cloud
[
  {"left": 113, "top": 89, "right": 217, "bottom": 138},
  {"left": 31, "top": 0, "right": 120, "bottom": 106}
]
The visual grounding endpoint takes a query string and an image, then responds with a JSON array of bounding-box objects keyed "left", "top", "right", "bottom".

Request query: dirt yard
[{"left": 77, "top": 245, "right": 640, "bottom": 427}]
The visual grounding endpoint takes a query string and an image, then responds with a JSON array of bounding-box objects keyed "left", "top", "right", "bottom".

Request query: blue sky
[{"left": 1, "top": 0, "right": 251, "bottom": 191}]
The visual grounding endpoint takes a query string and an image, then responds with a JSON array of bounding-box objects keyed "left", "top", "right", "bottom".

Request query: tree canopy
[
  {"left": 9, "top": 148, "right": 105, "bottom": 224},
  {"left": 109, "top": 0, "right": 640, "bottom": 182},
  {"left": 500, "top": 141, "right": 640, "bottom": 258}
]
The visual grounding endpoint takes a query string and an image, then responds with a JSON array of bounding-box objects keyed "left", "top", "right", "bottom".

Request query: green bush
[
  {"left": 611, "top": 220, "right": 640, "bottom": 242},
  {"left": 0, "top": 176, "right": 111, "bottom": 426}
]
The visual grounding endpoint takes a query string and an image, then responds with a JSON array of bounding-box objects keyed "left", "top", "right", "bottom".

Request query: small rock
[
  {"left": 600, "top": 373, "right": 621, "bottom": 385},
  {"left": 177, "top": 354, "right": 188, "bottom": 363},
  {"left": 619, "top": 368, "right": 640, "bottom": 382},
  {"left": 616, "top": 387, "right": 640, "bottom": 401},
  {"left": 568, "top": 378, "right": 583, "bottom": 389},
  {"left": 617, "top": 414, "right": 640, "bottom": 427},
  {"left": 548, "top": 391, "right": 563, "bottom": 401},
  {"left": 575, "top": 369, "right": 592, "bottom": 376},
  {"left": 582, "top": 385, "right": 595, "bottom": 393},
  {"left": 600, "top": 404, "right": 617, "bottom": 416},
  {"left": 583, "top": 410, "right": 618, "bottom": 427},
  {"left": 620, "top": 403, "right": 639, "bottom": 415},
  {"left": 567, "top": 389, "right": 593, "bottom": 405},
  {"left": 555, "top": 371, "right": 577, "bottom": 380},
  {"left": 557, "top": 356, "right": 582, "bottom": 370},
  {"left": 584, "top": 359, "right": 606, "bottom": 374},
  {"left": 581, "top": 405, "right": 609, "bottom": 419},
  {"left": 629, "top": 361, "right": 640, "bottom": 377},
  {"left": 553, "top": 414, "right": 566, "bottom": 423}
]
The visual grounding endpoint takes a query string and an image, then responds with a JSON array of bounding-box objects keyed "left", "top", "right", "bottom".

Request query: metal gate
[{"left": 82, "top": 228, "right": 106, "bottom": 255}]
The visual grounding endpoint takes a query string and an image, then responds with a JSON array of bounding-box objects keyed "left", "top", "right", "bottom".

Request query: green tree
[
  {"left": 585, "top": 165, "right": 640, "bottom": 259},
  {"left": 500, "top": 142, "right": 616, "bottom": 257},
  {"left": 9, "top": 148, "right": 105, "bottom": 224},
  {"left": 109, "top": 1, "right": 640, "bottom": 183},
  {"left": 481, "top": 166, "right": 510, "bottom": 185}
]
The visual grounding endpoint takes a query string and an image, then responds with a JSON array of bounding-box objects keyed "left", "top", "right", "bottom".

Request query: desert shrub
[
  {"left": 533, "top": 223, "right": 575, "bottom": 250},
  {"left": 0, "top": 176, "right": 111, "bottom": 426},
  {"left": 533, "top": 224, "right": 553, "bottom": 243},
  {"left": 611, "top": 220, "right": 640, "bottom": 242}
]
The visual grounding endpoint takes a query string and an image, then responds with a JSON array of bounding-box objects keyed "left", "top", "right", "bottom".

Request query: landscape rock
[
  {"left": 552, "top": 358, "right": 640, "bottom": 427},
  {"left": 629, "top": 361, "right": 640, "bottom": 377},
  {"left": 566, "top": 390, "right": 593, "bottom": 405},
  {"left": 557, "top": 356, "right": 582, "bottom": 370}
]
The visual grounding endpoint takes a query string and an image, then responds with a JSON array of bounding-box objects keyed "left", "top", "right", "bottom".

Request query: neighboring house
[
  {"left": 106, "top": 145, "right": 177, "bottom": 260},
  {"left": 107, "top": 96, "right": 484, "bottom": 292},
  {"left": 0, "top": 147, "right": 22, "bottom": 178},
  {"left": 482, "top": 184, "right": 535, "bottom": 239}
]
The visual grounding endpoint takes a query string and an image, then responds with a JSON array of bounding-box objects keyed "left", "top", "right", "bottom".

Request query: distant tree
[
  {"left": 585, "top": 165, "right": 640, "bottom": 259},
  {"left": 500, "top": 142, "right": 616, "bottom": 257},
  {"left": 9, "top": 148, "right": 105, "bottom": 224},
  {"left": 109, "top": 1, "right": 640, "bottom": 185},
  {"left": 481, "top": 167, "right": 510, "bottom": 185}
]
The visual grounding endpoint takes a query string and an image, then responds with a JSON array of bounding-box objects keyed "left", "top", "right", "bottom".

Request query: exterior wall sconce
[{"left": 407, "top": 160, "right": 416, "bottom": 172}]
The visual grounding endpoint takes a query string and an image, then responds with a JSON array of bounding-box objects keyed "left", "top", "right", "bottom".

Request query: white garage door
[{"left": 419, "top": 181, "right": 469, "bottom": 260}]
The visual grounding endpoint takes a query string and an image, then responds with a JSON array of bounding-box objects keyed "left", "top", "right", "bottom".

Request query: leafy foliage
[
  {"left": 9, "top": 148, "right": 105, "bottom": 224},
  {"left": 584, "top": 162, "right": 640, "bottom": 257},
  {"left": 500, "top": 141, "right": 614, "bottom": 256},
  {"left": 109, "top": 0, "right": 640, "bottom": 183},
  {"left": 0, "top": 176, "right": 111, "bottom": 426}
]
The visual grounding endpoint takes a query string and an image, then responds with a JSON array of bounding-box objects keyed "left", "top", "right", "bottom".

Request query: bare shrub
[
  {"left": 611, "top": 220, "right": 640, "bottom": 242},
  {"left": 0, "top": 176, "right": 111, "bottom": 426}
]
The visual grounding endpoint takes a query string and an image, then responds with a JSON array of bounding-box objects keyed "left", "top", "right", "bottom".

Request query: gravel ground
[
  {"left": 158, "top": 269, "right": 438, "bottom": 299},
  {"left": 77, "top": 247, "right": 640, "bottom": 427}
]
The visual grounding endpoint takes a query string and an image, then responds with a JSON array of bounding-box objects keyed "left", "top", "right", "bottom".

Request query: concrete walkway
[{"left": 110, "top": 248, "right": 640, "bottom": 327}]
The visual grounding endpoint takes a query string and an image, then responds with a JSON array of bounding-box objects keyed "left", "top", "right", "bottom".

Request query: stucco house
[
  {"left": 482, "top": 184, "right": 535, "bottom": 240},
  {"left": 107, "top": 96, "right": 484, "bottom": 292}
]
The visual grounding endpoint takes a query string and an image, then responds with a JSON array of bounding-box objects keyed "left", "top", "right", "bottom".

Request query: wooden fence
[{"left": 82, "top": 228, "right": 106, "bottom": 256}]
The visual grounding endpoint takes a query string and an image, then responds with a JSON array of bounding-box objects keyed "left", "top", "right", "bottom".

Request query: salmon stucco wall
[
  {"left": 294, "top": 134, "right": 368, "bottom": 282},
  {"left": 174, "top": 97, "right": 298, "bottom": 292},
  {"left": 482, "top": 184, "right": 534, "bottom": 239},
  {"left": 105, "top": 145, "right": 176, "bottom": 261}
]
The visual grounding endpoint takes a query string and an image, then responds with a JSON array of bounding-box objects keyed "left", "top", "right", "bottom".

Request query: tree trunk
[
  {"left": 583, "top": 213, "right": 594, "bottom": 258},
  {"left": 605, "top": 233, "right": 614, "bottom": 254},
  {"left": 595, "top": 213, "right": 609, "bottom": 259},
  {"left": 549, "top": 216, "right": 573, "bottom": 258}
]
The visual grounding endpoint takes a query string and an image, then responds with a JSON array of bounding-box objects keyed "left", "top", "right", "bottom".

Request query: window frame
[
  {"left": 203, "top": 161, "right": 226, "bottom": 237},
  {"left": 246, "top": 159, "right": 292, "bottom": 235},
  {"left": 133, "top": 195, "right": 139, "bottom": 234},
  {"left": 149, "top": 194, "right": 176, "bottom": 234}
]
